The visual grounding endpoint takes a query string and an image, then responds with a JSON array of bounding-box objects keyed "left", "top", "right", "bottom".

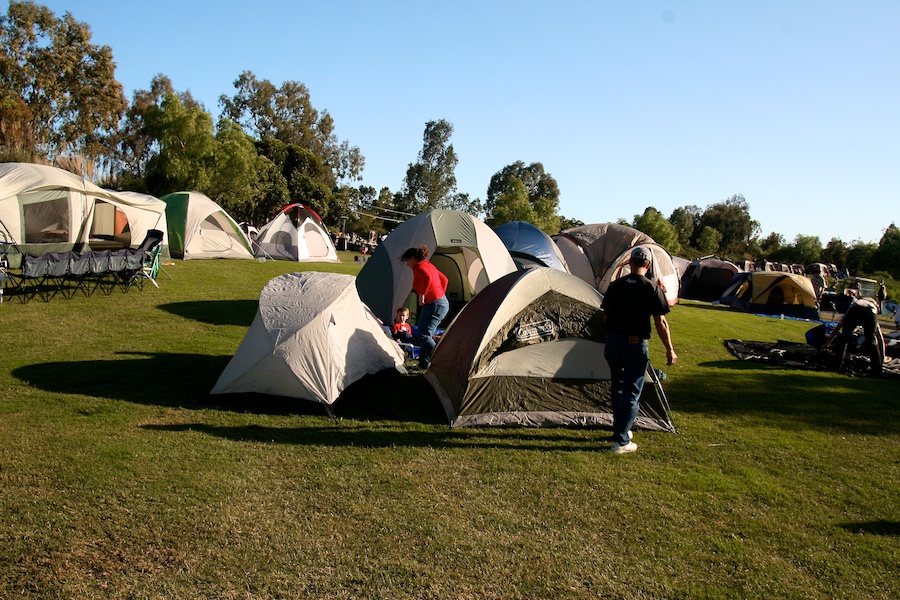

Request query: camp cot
[
  {"left": 680, "top": 257, "right": 741, "bottom": 302},
  {"left": 553, "top": 223, "right": 681, "bottom": 306},
  {"left": 355, "top": 209, "right": 517, "bottom": 326},
  {"left": 160, "top": 191, "right": 253, "bottom": 259},
  {"left": 254, "top": 203, "right": 339, "bottom": 263},
  {"left": 211, "top": 271, "right": 406, "bottom": 409},
  {"left": 425, "top": 267, "right": 676, "bottom": 431},
  {"left": 493, "top": 220, "right": 569, "bottom": 271},
  {"left": 0, "top": 162, "right": 168, "bottom": 266},
  {"left": 717, "top": 271, "right": 819, "bottom": 320}
]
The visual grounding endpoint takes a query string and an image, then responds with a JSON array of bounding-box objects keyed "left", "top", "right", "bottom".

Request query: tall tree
[
  {"left": 0, "top": 1, "right": 126, "bottom": 163},
  {"left": 697, "top": 194, "right": 759, "bottom": 257},
  {"left": 695, "top": 226, "right": 723, "bottom": 255},
  {"left": 633, "top": 207, "right": 680, "bottom": 255},
  {"left": 846, "top": 241, "right": 877, "bottom": 276},
  {"left": 142, "top": 91, "right": 217, "bottom": 196},
  {"left": 220, "top": 71, "right": 363, "bottom": 184},
  {"left": 871, "top": 223, "right": 900, "bottom": 278},
  {"left": 790, "top": 234, "right": 823, "bottom": 265},
  {"left": 398, "top": 119, "right": 460, "bottom": 213},
  {"left": 486, "top": 161, "right": 560, "bottom": 233},
  {"left": 668, "top": 205, "right": 701, "bottom": 248},
  {"left": 821, "top": 237, "right": 848, "bottom": 268}
]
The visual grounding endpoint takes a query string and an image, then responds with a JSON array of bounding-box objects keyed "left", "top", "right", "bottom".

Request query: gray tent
[
  {"left": 553, "top": 223, "right": 681, "bottom": 306},
  {"left": 425, "top": 267, "right": 676, "bottom": 430}
]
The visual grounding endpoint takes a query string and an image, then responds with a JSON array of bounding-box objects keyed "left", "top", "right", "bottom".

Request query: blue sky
[{"left": 33, "top": 0, "right": 900, "bottom": 246}]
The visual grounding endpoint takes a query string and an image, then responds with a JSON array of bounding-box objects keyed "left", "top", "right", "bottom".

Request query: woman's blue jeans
[
  {"left": 417, "top": 296, "right": 449, "bottom": 368},
  {"left": 604, "top": 333, "right": 650, "bottom": 444}
]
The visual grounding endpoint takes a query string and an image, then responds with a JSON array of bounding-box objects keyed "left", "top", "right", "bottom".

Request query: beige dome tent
[
  {"left": 425, "top": 267, "right": 676, "bottom": 430},
  {"left": 211, "top": 272, "right": 406, "bottom": 410},
  {"left": 356, "top": 209, "right": 517, "bottom": 326},
  {"left": 553, "top": 223, "right": 680, "bottom": 306}
]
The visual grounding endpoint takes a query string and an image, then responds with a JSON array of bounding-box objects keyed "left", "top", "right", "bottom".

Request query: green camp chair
[{"left": 130, "top": 245, "right": 162, "bottom": 290}]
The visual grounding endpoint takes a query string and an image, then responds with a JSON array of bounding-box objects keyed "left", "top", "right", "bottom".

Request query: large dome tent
[
  {"left": 553, "top": 223, "right": 680, "bottom": 306},
  {"left": 425, "top": 268, "right": 676, "bottom": 430},
  {"left": 355, "top": 209, "right": 517, "bottom": 326}
]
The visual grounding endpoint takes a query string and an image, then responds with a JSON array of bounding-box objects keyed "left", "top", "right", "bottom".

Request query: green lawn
[{"left": 1, "top": 255, "right": 897, "bottom": 599}]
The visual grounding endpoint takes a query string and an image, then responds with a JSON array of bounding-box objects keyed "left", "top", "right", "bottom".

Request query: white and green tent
[
  {"left": 356, "top": 209, "right": 517, "bottom": 326},
  {"left": 160, "top": 191, "right": 253, "bottom": 259}
]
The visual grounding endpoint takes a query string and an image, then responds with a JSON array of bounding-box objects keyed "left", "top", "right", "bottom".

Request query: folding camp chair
[{"left": 130, "top": 244, "right": 162, "bottom": 290}]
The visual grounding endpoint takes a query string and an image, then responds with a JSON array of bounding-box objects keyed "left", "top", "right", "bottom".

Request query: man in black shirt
[{"left": 601, "top": 247, "right": 677, "bottom": 453}]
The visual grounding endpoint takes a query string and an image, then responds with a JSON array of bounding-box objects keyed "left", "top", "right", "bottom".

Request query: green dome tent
[{"left": 160, "top": 191, "right": 253, "bottom": 259}]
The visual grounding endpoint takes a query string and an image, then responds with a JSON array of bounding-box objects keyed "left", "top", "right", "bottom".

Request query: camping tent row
[
  {"left": 0, "top": 162, "right": 170, "bottom": 265},
  {"left": 213, "top": 268, "right": 676, "bottom": 432}
]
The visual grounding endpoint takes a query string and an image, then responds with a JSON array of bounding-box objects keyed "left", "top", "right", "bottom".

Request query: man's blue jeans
[
  {"left": 604, "top": 333, "right": 649, "bottom": 444},
  {"left": 417, "top": 296, "right": 449, "bottom": 368}
]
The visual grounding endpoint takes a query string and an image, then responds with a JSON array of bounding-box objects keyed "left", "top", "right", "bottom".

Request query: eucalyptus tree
[
  {"left": 0, "top": 1, "right": 126, "bottom": 163},
  {"left": 486, "top": 161, "right": 560, "bottom": 233},
  {"left": 220, "top": 71, "right": 364, "bottom": 185}
]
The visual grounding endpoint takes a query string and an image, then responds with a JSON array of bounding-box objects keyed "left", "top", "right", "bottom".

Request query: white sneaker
[
  {"left": 605, "top": 430, "right": 633, "bottom": 443},
  {"left": 610, "top": 441, "right": 638, "bottom": 454}
]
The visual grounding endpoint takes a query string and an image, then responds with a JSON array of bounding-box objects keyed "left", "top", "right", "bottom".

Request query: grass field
[{"left": 1, "top": 254, "right": 897, "bottom": 599}]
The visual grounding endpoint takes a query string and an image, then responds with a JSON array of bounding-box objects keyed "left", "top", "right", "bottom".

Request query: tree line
[{"left": 1, "top": 2, "right": 897, "bottom": 279}]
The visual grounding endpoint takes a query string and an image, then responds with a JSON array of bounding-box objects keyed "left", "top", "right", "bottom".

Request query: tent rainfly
[
  {"left": 254, "top": 203, "right": 339, "bottom": 263},
  {"left": 160, "top": 191, "right": 253, "bottom": 259},
  {"left": 211, "top": 272, "right": 406, "bottom": 408},
  {"left": 493, "top": 220, "right": 569, "bottom": 272},
  {"left": 425, "top": 267, "right": 677, "bottom": 430}
]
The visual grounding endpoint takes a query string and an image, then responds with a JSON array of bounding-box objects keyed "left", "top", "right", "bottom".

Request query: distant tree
[
  {"left": 846, "top": 241, "right": 877, "bottom": 276},
  {"left": 871, "top": 223, "right": 900, "bottom": 278},
  {"left": 821, "top": 237, "right": 849, "bottom": 268},
  {"left": 255, "top": 138, "right": 333, "bottom": 221},
  {"left": 491, "top": 177, "right": 535, "bottom": 226},
  {"left": 398, "top": 119, "right": 460, "bottom": 213},
  {"left": 697, "top": 194, "right": 759, "bottom": 257},
  {"left": 790, "top": 234, "right": 823, "bottom": 265},
  {"left": 558, "top": 216, "right": 584, "bottom": 232},
  {"left": 696, "top": 226, "right": 722, "bottom": 255},
  {"left": 633, "top": 207, "right": 680, "bottom": 254},
  {"left": 142, "top": 92, "right": 217, "bottom": 196},
  {"left": 0, "top": 1, "right": 126, "bottom": 163},
  {"left": 220, "top": 71, "right": 364, "bottom": 184},
  {"left": 486, "top": 161, "right": 560, "bottom": 232},
  {"left": 668, "top": 205, "right": 701, "bottom": 248}
]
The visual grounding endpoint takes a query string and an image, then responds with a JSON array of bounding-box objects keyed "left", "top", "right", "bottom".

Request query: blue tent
[{"left": 493, "top": 221, "right": 568, "bottom": 272}]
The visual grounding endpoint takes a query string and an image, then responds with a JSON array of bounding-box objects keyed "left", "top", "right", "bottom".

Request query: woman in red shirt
[{"left": 400, "top": 246, "right": 449, "bottom": 370}]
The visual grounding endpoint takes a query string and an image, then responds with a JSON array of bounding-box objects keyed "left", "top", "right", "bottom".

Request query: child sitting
[
  {"left": 391, "top": 307, "right": 415, "bottom": 343},
  {"left": 391, "top": 307, "right": 416, "bottom": 359}
]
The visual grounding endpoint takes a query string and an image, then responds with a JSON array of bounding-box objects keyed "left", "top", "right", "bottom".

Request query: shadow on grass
[
  {"left": 158, "top": 300, "right": 258, "bottom": 326},
  {"left": 668, "top": 359, "right": 900, "bottom": 435},
  {"left": 11, "top": 353, "right": 446, "bottom": 424},
  {"left": 839, "top": 520, "right": 900, "bottom": 536},
  {"left": 139, "top": 421, "right": 599, "bottom": 451}
]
